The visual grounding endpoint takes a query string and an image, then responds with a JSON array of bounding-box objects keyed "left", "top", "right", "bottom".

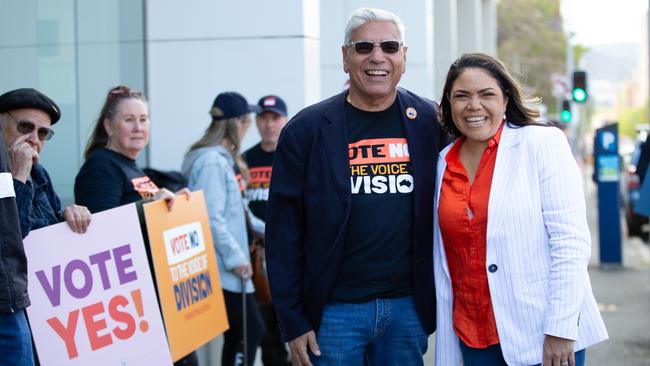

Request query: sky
[{"left": 561, "top": 0, "right": 648, "bottom": 46}]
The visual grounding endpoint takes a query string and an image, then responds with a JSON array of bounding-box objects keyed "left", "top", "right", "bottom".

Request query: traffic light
[
  {"left": 560, "top": 99, "right": 572, "bottom": 123},
  {"left": 572, "top": 70, "right": 587, "bottom": 103}
]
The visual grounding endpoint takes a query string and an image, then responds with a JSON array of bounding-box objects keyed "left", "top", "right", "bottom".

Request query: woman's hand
[
  {"left": 153, "top": 187, "right": 192, "bottom": 211},
  {"left": 543, "top": 335, "right": 575, "bottom": 366},
  {"left": 233, "top": 264, "right": 252, "bottom": 279},
  {"left": 175, "top": 187, "right": 192, "bottom": 200}
]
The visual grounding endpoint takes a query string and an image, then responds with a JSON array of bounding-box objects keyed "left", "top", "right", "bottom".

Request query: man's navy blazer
[{"left": 265, "top": 88, "right": 446, "bottom": 342}]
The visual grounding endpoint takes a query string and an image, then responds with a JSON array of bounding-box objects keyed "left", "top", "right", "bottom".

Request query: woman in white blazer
[{"left": 433, "top": 53, "right": 608, "bottom": 366}]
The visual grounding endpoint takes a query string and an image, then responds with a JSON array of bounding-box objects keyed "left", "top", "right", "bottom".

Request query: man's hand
[
  {"left": 8, "top": 134, "right": 37, "bottom": 182},
  {"left": 289, "top": 330, "right": 320, "bottom": 366},
  {"left": 63, "top": 205, "right": 91, "bottom": 233},
  {"left": 542, "top": 334, "right": 575, "bottom": 366}
]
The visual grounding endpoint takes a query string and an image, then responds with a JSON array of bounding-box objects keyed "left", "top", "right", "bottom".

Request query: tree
[
  {"left": 619, "top": 103, "right": 649, "bottom": 138},
  {"left": 497, "top": 0, "right": 567, "bottom": 113}
]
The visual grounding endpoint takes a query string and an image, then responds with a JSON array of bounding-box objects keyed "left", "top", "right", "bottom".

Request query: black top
[
  {"left": 74, "top": 148, "right": 158, "bottom": 213},
  {"left": 264, "top": 89, "right": 440, "bottom": 342},
  {"left": 242, "top": 143, "right": 274, "bottom": 221},
  {"left": 329, "top": 99, "right": 414, "bottom": 302},
  {"left": 0, "top": 124, "right": 30, "bottom": 312}
]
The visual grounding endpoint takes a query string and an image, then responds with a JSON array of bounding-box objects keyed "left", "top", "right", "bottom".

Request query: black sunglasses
[
  {"left": 6, "top": 111, "right": 55, "bottom": 141},
  {"left": 348, "top": 40, "right": 402, "bottom": 54}
]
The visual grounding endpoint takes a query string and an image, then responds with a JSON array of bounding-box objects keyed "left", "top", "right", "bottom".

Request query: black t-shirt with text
[
  {"left": 242, "top": 143, "right": 274, "bottom": 221},
  {"left": 74, "top": 148, "right": 159, "bottom": 214},
  {"left": 329, "top": 99, "right": 414, "bottom": 303}
]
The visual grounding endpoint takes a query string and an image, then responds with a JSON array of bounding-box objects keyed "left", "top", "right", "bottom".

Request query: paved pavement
[
  {"left": 583, "top": 172, "right": 650, "bottom": 366},
  {"left": 199, "top": 168, "right": 650, "bottom": 365}
]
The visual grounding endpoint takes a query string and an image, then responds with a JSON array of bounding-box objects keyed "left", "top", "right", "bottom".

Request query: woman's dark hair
[
  {"left": 439, "top": 53, "right": 543, "bottom": 138},
  {"left": 84, "top": 85, "right": 147, "bottom": 159}
]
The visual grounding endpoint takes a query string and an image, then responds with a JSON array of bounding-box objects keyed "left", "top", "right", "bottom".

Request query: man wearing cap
[
  {"left": 242, "top": 95, "right": 290, "bottom": 366},
  {"left": 0, "top": 88, "right": 91, "bottom": 239},
  {"left": 265, "top": 8, "right": 447, "bottom": 366},
  {"left": 0, "top": 97, "right": 33, "bottom": 365}
]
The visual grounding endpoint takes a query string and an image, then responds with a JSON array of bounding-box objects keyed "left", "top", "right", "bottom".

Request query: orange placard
[{"left": 143, "top": 191, "right": 228, "bottom": 361}]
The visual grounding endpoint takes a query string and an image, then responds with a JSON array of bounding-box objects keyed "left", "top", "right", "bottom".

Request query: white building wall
[
  {"left": 145, "top": 0, "right": 321, "bottom": 171},
  {"left": 433, "top": 0, "right": 458, "bottom": 100},
  {"left": 457, "top": 0, "right": 483, "bottom": 55},
  {"left": 143, "top": 0, "right": 498, "bottom": 171},
  {"left": 482, "top": 0, "right": 498, "bottom": 56},
  {"left": 320, "top": 0, "right": 435, "bottom": 100}
]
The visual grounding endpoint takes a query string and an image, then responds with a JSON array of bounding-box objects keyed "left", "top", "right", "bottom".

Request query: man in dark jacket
[
  {"left": 0, "top": 88, "right": 91, "bottom": 238},
  {"left": 265, "top": 7, "right": 446, "bottom": 366},
  {"left": 0, "top": 104, "right": 33, "bottom": 365}
]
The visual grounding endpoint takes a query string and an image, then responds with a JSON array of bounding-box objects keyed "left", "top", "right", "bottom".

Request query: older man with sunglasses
[
  {"left": 265, "top": 8, "right": 447, "bottom": 366},
  {"left": 0, "top": 88, "right": 91, "bottom": 239}
]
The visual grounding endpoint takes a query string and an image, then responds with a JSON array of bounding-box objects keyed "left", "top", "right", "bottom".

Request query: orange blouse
[{"left": 438, "top": 122, "right": 504, "bottom": 348}]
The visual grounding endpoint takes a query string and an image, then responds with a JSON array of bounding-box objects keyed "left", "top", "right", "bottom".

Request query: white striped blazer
[{"left": 433, "top": 123, "right": 608, "bottom": 365}]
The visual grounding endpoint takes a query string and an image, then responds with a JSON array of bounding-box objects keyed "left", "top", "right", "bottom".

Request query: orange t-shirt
[{"left": 438, "top": 122, "right": 505, "bottom": 348}]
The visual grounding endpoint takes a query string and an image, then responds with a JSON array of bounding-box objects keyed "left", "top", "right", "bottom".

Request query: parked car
[{"left": 622, "top": 125, "right": 649, "bottom": 238}]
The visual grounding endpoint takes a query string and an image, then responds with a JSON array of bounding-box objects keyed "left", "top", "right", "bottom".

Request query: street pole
[{"left": 566, "top": 32, "right": 579, "bottom": 152}]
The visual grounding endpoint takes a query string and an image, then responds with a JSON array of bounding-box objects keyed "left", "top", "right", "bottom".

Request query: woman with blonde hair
[{"left": 181, "top": 92, "right": 265, "bottom": 366}]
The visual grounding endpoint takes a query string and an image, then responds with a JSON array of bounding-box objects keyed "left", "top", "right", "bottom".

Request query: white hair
[{"left": 343, "top": 8, "right": 405, "bottom": 45}]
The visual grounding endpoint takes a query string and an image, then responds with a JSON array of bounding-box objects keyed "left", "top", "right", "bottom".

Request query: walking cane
[{"left": 241, "top": 273, "right": 248, "bottom": 366}]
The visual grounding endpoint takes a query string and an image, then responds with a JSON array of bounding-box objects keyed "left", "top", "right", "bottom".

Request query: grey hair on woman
[{"left": 343, "top": 7, "right": 406, "bottom": 45}]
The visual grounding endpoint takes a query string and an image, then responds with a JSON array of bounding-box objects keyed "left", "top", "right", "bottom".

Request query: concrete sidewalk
[
  {"left": 585, "top": 175, "right": 650, "bottom": 365},
  {"left": 200, "top": 169, "right": 649, "bottom": 366}
]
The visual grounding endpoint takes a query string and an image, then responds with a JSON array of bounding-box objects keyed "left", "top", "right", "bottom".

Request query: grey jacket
[{"left": 181, "top": 145, "right": 253, "bottom": 293}]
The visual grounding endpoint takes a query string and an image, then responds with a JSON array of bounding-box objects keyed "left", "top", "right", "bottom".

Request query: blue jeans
[
  {"left": 459, "top": 341, "right": 586, "bottom": 366},
  {"left": 0, "top": 310, "right": 34, "bottom": 366},
  {"left": 310, "top": 296, "right": 428, "bottom": 366}
]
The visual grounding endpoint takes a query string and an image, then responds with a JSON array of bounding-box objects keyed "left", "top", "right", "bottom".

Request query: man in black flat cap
[{"left": 0, "top": 88, "right": 91, "bottom": 238}]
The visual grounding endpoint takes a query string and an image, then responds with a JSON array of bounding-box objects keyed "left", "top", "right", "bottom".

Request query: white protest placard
[{"left": 24, "top": 203, "right": 173, "bottom": 366}]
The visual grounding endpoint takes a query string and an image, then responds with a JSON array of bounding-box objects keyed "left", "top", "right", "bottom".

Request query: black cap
[
  {"left": 0, "top": 88, "right": 61, "bottom": 124},
  {"left": 211, "top": 92, "right": 261, "bottom": 120},
  {"left": 257, "top": 95, "right": 288, "bottom": 116}
]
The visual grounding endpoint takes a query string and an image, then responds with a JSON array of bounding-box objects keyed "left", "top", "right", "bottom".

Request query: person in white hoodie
[{"left": 181, "top": 91, "right": 264, "bottom": 366}]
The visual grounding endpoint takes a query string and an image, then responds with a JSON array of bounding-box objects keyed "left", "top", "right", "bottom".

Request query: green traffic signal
[
  {"left": 560, "top": 99, "right": 572, "bottom": 123},
  {"left": 572, "top": 71, "right": 588, "bottom": 103},
  {"left": 572, "top": 88, "right": 587, "bottom": 103},
  {"left": 560, "top": 110, "right": 572, "bottom": 123}
]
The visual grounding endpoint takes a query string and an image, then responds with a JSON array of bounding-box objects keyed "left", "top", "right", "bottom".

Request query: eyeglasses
[
  {"left": 347, "top": 40, "right": 403, "bottom": 54},
  {"left": 6, "top": 111, "right": 54, "bottom": 141}
]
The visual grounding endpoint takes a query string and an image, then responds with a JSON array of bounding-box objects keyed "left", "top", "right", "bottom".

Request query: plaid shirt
[{"left": 14, "top": 164, "right": 63, "bottom": 238}]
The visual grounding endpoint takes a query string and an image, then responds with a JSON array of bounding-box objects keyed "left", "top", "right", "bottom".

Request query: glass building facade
[{"left": 0, "top": 0, "right": 147, "bottom": 204}]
